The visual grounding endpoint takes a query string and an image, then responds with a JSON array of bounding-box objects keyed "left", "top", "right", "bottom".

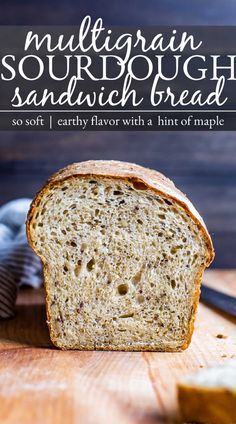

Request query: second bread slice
[{"left": 178, "top": 360, "right": 236, "bottom": 424}]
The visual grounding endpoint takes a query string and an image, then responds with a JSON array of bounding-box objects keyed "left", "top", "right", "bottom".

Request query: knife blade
[{"left": 200, "top": 284, "right": 236, "bottom": 318}]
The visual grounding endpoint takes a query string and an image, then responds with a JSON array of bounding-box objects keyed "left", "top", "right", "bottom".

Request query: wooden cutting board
[{"left": 0, "top": 270, "right": 236, "bottom": 424}]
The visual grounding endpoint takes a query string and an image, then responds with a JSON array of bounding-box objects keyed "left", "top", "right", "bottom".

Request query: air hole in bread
[
  {"left": 164, "top": 199, "right": 172, "bottom": 206},
  {"left": 119, "top": 312, "right": 134, "bottom": 318},
  {"left": 118, "top": 283, "right": 128, "bottom": 295},
  {"left": 91, "top": 187, "right": 99, "bottom": 195},
  {"left": 137, "top": 294, "right": 145, "bottom": 304},
  {"left": 132, "top": 181, "right": 148, "bottom": 191},
  {"left": 132, "top": 270, "right": 142, "bottom": 285},
  {"left": 87, "top": 258, "right": 95, "bottom": 271},
  {"left": 74, "top": 261, "right": 81, "bottom": 277}
]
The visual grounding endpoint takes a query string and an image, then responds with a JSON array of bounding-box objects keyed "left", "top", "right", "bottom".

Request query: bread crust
[
  {"left": 178, "top": 383, "right": 236, "bottom": 424},
  {"left": 27, "top": 160, "right": 214, "bottom": 351}
]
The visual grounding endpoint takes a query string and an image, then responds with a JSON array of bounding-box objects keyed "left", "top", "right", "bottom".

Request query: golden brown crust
[
  {"left": 27, "top": 160, "right": 214, "bottom": 351},
  {"left": 178, "top": 383, "right": 236, "bottom": 424}
]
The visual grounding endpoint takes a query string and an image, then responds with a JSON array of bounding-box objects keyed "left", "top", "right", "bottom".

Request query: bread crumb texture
[{"left": 28, "top": 161, "right": 213, "bottom": 351}]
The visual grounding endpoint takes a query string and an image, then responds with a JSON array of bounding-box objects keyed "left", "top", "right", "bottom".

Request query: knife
[{"left": 200, "top": 284, "right": 236, "bottom": 318}]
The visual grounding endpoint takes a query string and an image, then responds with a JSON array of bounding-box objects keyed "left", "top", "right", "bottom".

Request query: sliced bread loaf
[
  {"left": 27, "top": 160, "right": 214, "bottom": 351},
  {"left": 178, "top": 360, "right": 236, "bottom": 424}
]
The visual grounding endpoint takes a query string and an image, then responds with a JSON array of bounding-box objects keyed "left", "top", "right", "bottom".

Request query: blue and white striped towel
[{"left": 0, "top": 199, "right": 42, "bottom": 318}]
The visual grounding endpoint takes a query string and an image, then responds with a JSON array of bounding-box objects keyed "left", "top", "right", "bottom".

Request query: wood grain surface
[{"left": 0, "top": 270, "right": 236, "bottom": 424}]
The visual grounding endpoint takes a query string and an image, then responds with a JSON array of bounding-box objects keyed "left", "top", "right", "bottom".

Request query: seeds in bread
[{"left": 27, "top": 160, "right": 214, "bottom": 351}]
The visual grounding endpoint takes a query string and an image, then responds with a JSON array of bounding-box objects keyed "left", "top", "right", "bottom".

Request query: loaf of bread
[
  {"left": 27, "top": 160, "right": 214, "bottom": 351},
  {"left": 178, "top": 360, "right": 236, "bottom": 424}
]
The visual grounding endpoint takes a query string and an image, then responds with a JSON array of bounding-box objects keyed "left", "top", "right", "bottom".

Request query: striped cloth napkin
[{"left": 0, "top": 199, "right": 42, "bottom": 318}]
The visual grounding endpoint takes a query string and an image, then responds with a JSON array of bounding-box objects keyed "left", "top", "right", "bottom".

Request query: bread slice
[
  {"left": 27, "top": 160, "right": 214, "bottom": 351},
  {"left": 177, "top": 360, "right": 236, "bottom": 424}
]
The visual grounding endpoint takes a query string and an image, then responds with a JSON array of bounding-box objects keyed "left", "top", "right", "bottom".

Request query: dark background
[{"left": 1, "top": 0, "right": 236, "bottom": 268}]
